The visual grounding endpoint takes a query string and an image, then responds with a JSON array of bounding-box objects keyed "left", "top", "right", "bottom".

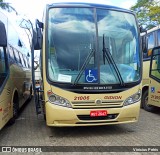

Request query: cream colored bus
[
  {"left": 0, "top": 6, "right": 32, "bottom": 130},
  {"left": 147, "top": 46, "right": 160, "bottom": 111},
  {"left": 141, "top": 25, "right": 160, "bottom": 110},
  {"left": 33, "top": 1, "right": 146, "bottom": 126}
]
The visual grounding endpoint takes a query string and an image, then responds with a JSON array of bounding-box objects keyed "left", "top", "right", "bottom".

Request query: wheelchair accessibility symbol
[{"left": 85, "top": 69, "right": 98, "bottom": 83}]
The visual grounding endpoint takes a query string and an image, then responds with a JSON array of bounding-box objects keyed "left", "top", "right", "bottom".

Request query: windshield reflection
[{"left": 47, "top": 7, "right": 140, "bottom": 85}]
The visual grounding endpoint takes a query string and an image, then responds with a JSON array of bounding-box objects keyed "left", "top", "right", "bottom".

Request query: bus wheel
[
  {"left": 142, "top": 90, "right": 155, "bottom": 112},
  {"left": 8, "top": 95, "right": 19, "bottom": 125}
]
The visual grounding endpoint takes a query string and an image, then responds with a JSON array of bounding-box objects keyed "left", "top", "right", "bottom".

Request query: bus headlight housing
[
  {"left": 123, "top": 90, "right": 141, "bottom": 106},
  {"left": 47, "top": 91, "right": 72, "bottom": 108}
]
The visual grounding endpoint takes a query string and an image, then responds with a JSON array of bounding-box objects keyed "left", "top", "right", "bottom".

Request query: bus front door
[{"left": 148, "top": 46, "right": 160, "bottom": 110}]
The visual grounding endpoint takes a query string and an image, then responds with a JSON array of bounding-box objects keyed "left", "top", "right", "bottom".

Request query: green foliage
[
  {"left": 0, "top": 0, "right": 9, "bottom": 10},
  {"left": 131, "top": 0, "right": 160, "bottom": 29},
  {"left": 0, "top": 1, "right": 18, "bottom": 15}
]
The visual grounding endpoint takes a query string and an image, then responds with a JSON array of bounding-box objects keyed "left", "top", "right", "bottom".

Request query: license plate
[{"left": 90, "top": 110, "right": 107, "bottom": 117}]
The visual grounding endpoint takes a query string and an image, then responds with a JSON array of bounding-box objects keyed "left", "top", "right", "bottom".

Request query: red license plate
[{"left": 90, "top": 110, "right": 107, "bottom": 117}]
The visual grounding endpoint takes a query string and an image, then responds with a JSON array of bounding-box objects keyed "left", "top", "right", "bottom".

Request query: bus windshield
[{"left": 47, "top": 7, "right": 140, "bottom": 85}]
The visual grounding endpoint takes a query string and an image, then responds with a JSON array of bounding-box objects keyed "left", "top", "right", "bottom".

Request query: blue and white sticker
[
  {"left": 85, "top": 69, "right": 98, "bottom": 83},
  {"left": 151, "top": 87, "right": 155, "bottom": 93}
]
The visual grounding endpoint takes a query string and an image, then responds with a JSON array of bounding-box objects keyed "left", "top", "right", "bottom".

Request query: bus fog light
[{"left": 123, "top": 90, "right": 141, "bottom": 106}]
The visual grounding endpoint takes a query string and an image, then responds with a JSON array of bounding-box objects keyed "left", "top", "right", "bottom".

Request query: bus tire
[
  {"left": 8, "top": 94, "right": 19, "bottom": 125},
  {"left": 142, "top": 90, "right": 155, "bottom": 112}
]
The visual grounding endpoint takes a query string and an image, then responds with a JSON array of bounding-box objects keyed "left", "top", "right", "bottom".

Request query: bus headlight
[
  {"left": 123, "top": 90, "right": 141, "bottom": 106},
  {"left": 47, "top": 91, "right": 72, "bottom": 108}
]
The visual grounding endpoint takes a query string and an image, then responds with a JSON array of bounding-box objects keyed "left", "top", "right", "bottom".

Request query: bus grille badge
[{"left": 95, "top": 99, "right": 102, "bottom": 104}]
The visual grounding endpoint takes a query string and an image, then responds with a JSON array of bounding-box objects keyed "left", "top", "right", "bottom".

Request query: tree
[
  {"left": 131, "top": 0, "right": 160, "bottom": 29},
  {"left": 0, "top": 0, "right": 18, "bottom": 14}
]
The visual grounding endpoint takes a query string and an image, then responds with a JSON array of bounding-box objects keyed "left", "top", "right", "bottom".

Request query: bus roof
[
  {"left": 147, "top": 25, "right": 160, "bottom": 34},
  {"left": 141, "top": 25, "right": 160, "bottom": 36},
  {"left": 47, "top": 0, "right": 131, "bottom": 12}
]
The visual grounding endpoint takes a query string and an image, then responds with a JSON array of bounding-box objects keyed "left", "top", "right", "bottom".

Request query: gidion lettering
[{"left": 104, "top": 96, "right": 122, "bottom": 100}]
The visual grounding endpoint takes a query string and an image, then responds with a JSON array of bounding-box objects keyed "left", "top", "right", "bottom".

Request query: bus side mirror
[
  {"left": 33, "top": 19, "right": 43, "bottom": 50},
  {"left": 140, "top": 26, "right": 148, "bottom": 53},
  {"left": 0, "top": 21, "right": 7, "bottom": 47},
  {"left": 33, "top": 28, "right": 42, "bottom": 50},
  {"left": 140, "top": 26, "right": 146, "bottom": 33},
  {"left": 141, "top": 35, "right": 148, "bottom": 53}
]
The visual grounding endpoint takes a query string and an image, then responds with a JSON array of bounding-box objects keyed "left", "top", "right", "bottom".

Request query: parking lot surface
[{"left": 0, "top": 98, "right": 160, "bottom": 154}]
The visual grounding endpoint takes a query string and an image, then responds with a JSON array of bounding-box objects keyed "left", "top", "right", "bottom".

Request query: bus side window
[
  {"left": 24, "top": 56, "right": 28, "bottom": 68},
  {"left": 158, "top": 30, "right": 160, "bottom": 46},
  {"left": 0, "top": 47, "right": 7, "bottom": 73},
  {"left": 27, "top": 57, "right": 30, "bottom": 68},
  {"left": 22, "top": 55, "right": 27, "bottom": 68},
  {"left": 0, "top": 47, "right": 8, "bottom": 88},
  {"left": 148, "top": 33, "right": 155, "bottom": 50},
  {"left": 151, "top": 51, "right": 160, "bottom": 80},
  {"left": 158, "top": 54, "right": 160, "bottom": 74},
  {"left": 13, "top": 49, "right": 21, "bottom": 64},
  {"left": 19, "top": 53, "right": 25, "bottom": 67},
  {"left": 8, "top": 45, "right": 15, "bottom": 60},
  {"left": 143, "top": 32, "right": 155, "bottom": 60},
  {"left": 8, "top": 22, "right": 19, "bottom": 47}
]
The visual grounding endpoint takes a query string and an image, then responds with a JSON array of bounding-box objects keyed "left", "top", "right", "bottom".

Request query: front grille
[
  {"left": 77, "top": 114, "right": 118, "bottom": 121},
  {"left": 72, "top": 100, "right": 123, "bottom": 109}
]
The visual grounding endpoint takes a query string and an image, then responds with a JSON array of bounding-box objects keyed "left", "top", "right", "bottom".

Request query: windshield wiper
[
  {"left": 102, "top": 34, "right": 125, "bottom": 86},
  {"left": 73, "top": 49, "right": 95, "bottom": 85}
]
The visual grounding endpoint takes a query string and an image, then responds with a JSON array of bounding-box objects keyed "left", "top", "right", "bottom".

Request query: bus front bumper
[{"left": 45, "top": 101, "right": 140, "bottom": 127}]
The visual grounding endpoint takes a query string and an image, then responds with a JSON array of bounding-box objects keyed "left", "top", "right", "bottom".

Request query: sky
[{"left": 5, "top": 0, "right": 137, "bottom": 21}]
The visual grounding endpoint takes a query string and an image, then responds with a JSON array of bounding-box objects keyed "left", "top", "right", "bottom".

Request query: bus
[
  {"left": 0, "top": 5, "right": 32, "bottom": 130},
  {"left": 141, "top": 25, "right": 160, "bottom": 111},
  {"left": 32, "top": 1, "right": 146, "bottom": 126},
  {"left": 147, "top": 46, "right": 160, "bottom": 111}
]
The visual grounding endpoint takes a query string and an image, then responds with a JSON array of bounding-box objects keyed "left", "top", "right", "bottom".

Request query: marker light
[
  {"left": 123, "top": 90, "right": 141, "bottom": 106},
  {"left": 47, "top": 91, "right": 72, "bottom": 108}
]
